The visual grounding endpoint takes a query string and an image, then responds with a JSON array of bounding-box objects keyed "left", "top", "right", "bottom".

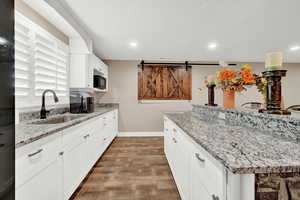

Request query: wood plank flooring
[{"left": 71, "top": 137, "right": 181, "bottom": 200}]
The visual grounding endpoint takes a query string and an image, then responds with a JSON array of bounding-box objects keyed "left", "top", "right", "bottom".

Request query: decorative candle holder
[
  {"left": 259, "top": 70, "right": 291, "bottom": 115},
  {"left": 205, "top": 84, "right": 218, "bottom": 107}
]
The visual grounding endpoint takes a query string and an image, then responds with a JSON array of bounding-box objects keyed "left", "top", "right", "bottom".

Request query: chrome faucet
[{"left": 40, "top": 89, "right": 59, "bottom": 119}]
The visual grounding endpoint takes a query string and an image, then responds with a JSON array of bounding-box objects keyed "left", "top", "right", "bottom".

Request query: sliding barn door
[{"left": 138, "top": 65, "right": 192, "bottom": 100}]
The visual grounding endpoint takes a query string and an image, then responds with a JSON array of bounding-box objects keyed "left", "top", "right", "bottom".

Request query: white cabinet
[
  {"left": 16, "top": 157, "right": 63, "bottom": 200},
  {"left": 63, "top": 110, "right": 118, "bottom": 200},
  {"left": 189, "top": 144, "right": 224, "bottom": 200},
  {"left": 15, "top": 134, "right": 63, "bottom": 200},
  {"left": 164, "top": 117, "right": 255, "bottom": 200},
  {"left": 69, "top": 54, "right": 92, "bottom": 89},
  {"left": 69, "top": 53, "right": 108, "bottom": 91},
  {"left": 16, "top": 110, "right": 118, "bottom": 200},
  {"left": 164, "top": 119, "right": 190, "bottom": 200}
]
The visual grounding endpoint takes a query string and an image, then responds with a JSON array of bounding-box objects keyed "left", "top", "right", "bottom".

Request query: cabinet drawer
[
  {"left": 190, "top": 142, "right": 225, "bottom": 199},
  {"left": 62, "top": 120, "right": 95, "bottom": 150},
  {"left": 16, "top": 134, "right": 62, "bottom": 188}
]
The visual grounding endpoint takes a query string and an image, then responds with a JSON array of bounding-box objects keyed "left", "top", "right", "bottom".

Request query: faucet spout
[{"left": 40, "top": 89, "right": 59, "bottom": 119}]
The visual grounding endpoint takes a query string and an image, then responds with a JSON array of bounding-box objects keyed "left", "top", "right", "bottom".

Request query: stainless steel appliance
[
  {"left": 93, "top": 74, "right": 107, "bottom": 90},
  {"left": 70, "top": 92, "right": 94, "bottom": 113}
]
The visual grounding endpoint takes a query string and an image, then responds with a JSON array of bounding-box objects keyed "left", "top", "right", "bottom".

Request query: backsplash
[{"left": 192, "top": 105, "right": 300, "bottom": 141}]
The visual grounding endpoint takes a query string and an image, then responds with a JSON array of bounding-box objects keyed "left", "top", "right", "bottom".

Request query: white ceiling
[{"left": 64, "top": 0, "right": 300, "bottom": 62}]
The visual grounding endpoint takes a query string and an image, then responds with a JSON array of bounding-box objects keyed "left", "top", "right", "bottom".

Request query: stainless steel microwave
[{"left": 93, "top": 74, "right": 107, "bottom": 90}]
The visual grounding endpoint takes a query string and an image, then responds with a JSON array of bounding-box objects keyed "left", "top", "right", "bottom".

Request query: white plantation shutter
[
  {"left": 15, "top": 12, "right": 69, "bottom": 107},
  {"left": 15, "top": 21, "right": 32, "bottom": 96},
  {"left": 55, "top": 43, "right": 69, "bottom": 96}
]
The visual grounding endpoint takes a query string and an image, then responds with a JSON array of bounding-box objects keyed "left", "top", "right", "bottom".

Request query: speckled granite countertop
[
  {"left": 16, "top": 104, "right": 118, "bottom": 148},
  {"left": 165, "top": 111, "right": 300, "bottom": 174}
]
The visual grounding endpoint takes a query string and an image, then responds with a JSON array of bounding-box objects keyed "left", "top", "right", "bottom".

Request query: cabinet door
[
  {"left": 171, "top": 128, "right": 190, "bottom": 200},
  {"left": 63, "top": 140, "right": 87, "bottom": 200},
  {"left": 190, "top": 168, "right": 212, "bottom": 200},
  {"left": 164, "top": 119, "right": 190, "bottom": 200},
  {"left": 16, "top": 157, "right": 63, "bottom": 200},
  {"left": 69, "top": 54, "right": 90, "bottom": 88},
  {"left": 189, "top": 148, "right": 224, "bottom": 200}
]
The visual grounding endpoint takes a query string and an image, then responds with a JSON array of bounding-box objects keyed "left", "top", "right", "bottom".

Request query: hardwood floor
[{"left": 71, "top": 137, "right": 181, "bottom": 200}]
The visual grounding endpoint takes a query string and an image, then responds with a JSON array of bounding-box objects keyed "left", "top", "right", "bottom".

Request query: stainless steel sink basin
[{"left": 28, "top": 115, "right": 85, "bottom": 125}]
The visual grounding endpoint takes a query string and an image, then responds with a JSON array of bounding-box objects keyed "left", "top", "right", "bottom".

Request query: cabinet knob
[
  {"left": 195, "top": 153, "right": 205, "bottom": 163},
  {"left": 173, "top": 128, "right": 177, "bottom": 132},
  {"left": 59, "top": 151, "right": 64, "bottom": 156},
  {"left": 0, "top": 143, "right": 5, "bottom": 148},
  {"left": 212, "top": 194, "right": 219, "bottom": 200},
  {"left": 172, "top": 138, "right": 177, "bottom": 143}
]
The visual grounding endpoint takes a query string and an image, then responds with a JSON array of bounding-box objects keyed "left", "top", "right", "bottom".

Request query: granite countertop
[
  {"left": 16, "top": 104, "right": 118, "bottom": 148},
  {"left": 165, "top": 111, "right": 300, "bottom": 174}
]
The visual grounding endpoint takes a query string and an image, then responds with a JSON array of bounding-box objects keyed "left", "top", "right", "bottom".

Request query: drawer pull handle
[
  {"left": 28, "top": 149, "right": 43, "bottom": 157},
  {"left": 83, "top": 134, "right": 90, "bottom": 139},
  {"left": 172, "top": 138, "right": 177, "bottom": 143},
  {"left": 212, "top": 194, "right": 219, "bottom": 200},
  {"left": 195, "top": 153, "right": 205, "bottom": 163}
]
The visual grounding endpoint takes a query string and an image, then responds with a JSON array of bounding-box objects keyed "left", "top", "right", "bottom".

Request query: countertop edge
[
  {"left": 164, "top": 113, "right": 300, "bottom": 174},
  {"left": 16, "top": 107, "right": 118, "bottom": 149}
]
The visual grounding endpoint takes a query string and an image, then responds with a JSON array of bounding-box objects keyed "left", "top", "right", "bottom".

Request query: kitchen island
[{"left": 164, "top": 105, "right": 300, "bottom": 200}]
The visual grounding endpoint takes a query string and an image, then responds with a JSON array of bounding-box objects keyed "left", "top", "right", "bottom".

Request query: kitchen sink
[{"left": 28, "top": 114, "right": 85, "bottom": 125}]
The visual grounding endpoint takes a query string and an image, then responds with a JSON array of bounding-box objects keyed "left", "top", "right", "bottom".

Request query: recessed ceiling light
[
  {"left": 290, "top": 45, "right": 300, "bottom": 51},
  {"left": 0, "top": 37, "right": 7, "bottom": 45},
  {"left": 208, "top": 42, "right": 218, "bottom": 50},
  {"left": 129, "top": 41, "right": 138, "bottom": 48}
]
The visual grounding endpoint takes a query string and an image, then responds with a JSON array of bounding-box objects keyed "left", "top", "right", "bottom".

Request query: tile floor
[{"left": 71, "top": 137, "right": 181, "bottom": 200}]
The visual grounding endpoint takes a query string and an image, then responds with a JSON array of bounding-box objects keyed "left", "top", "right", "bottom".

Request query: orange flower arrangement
[
  {"left": 240, "top": 69, "right": 255, "bottom": 84},
  {"left": 219, "top": 70, "right": 237, "bottom": 81},
  {"left": 216, "top": 64, "right": 257, "bottom": 92}
]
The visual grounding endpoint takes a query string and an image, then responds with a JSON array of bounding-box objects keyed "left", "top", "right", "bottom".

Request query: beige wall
[
  {"left": 15, "top": 0, "right": 69, "bottom": 44},
  {"left": 96, "top": 60, "right": 300, "bottom": 132}
]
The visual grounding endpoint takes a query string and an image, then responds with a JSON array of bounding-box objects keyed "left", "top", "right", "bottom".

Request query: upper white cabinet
[{"left": 69, "top": 53, "right": 108, "bottom": 91}]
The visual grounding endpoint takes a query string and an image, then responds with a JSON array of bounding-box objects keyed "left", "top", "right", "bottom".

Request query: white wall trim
[{"left": 118, "top": 132, "right": 164, "bottom": 137}]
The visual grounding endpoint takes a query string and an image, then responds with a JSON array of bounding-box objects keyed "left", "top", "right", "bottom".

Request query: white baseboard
[{"left": 118, "top": 132, "right": 164, "bottom": 137}]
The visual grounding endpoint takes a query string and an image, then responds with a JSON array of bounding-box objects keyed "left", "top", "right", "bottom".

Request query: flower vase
[{"left": 223, "top": 90, "right": 235, "bottom": 109}]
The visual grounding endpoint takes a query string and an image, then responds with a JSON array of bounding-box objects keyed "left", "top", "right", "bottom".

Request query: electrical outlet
[{"left": 218, "top": 112, "right": 226, "bottom": 120}]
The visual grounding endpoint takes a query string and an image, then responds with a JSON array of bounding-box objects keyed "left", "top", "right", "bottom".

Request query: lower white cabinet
[
  {"left": 164, "top": 116, "right": 255, "bottom": 200},
  {"left": 16, "top": 110, "right": 118, "bottom": 200},
  {"left": 16, "top": 157, "right": 63, "bottom": 200},
  {"left": 164, "top": 120, "right": 190, "bottom": 200}
]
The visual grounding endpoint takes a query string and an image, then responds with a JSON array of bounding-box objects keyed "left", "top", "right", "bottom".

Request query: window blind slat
[
  {"left": 15, "top": 12, "right": 69, "bottom": 99},
  {"left": 15, "top": 17, "right": 31, "bottom": 97}
]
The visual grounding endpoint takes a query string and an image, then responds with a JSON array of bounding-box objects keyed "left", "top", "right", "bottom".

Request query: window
[
  {"left": 15, "top": 13, "right": 69, "bottom": 108},
  {"left": 138, "top": 65, "right": 192, "bottom": 101}
]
